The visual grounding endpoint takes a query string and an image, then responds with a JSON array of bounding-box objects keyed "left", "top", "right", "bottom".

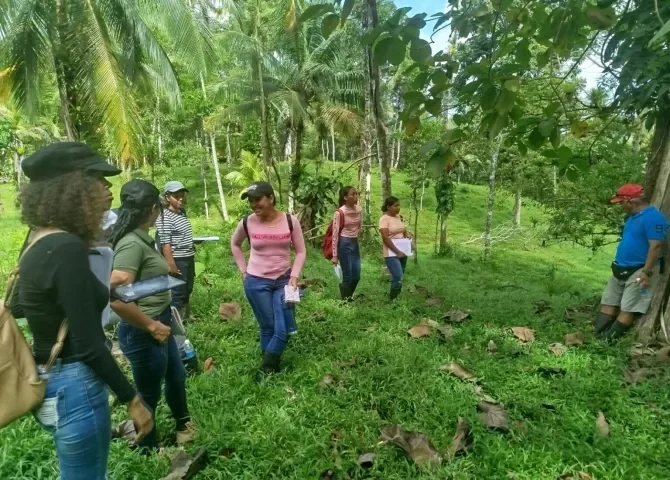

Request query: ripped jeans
[{"left": 34, "top": 360, "right": 111, "bottom": 480}]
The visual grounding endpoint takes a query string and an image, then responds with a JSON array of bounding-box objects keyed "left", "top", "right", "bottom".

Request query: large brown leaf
[
  {"left": 408, "top": 323, "right": 433, "bottom": 338},
  {"left": 219, "top": 303, "right": 241, "bottom": 321},
  {"left": 477, "top": 401, "right": 509, "bottom": 431},
  {"left": 559, "top": 473, "right": 592, "bottom": 480},
  {"left": 319, "top": 374, "right": 337, "bottom": 390},
  {"left": 379, "top": 424, "right": 442, "bottom": 468},
  {"left": 425, "top": 319, "right": 454, "bottom": 340},
  {"left": 358, "top": 453, "right": 376, "bottom": 469},
  {"left": 160, "top": 448, "right": 209, "bottom": 480},
  {"left": 623, "top": 366, "right": 660, "bottom": 384},
  {"left": 487, "top": 340, "right": 497, "bottom": 353},
  {"left": 511, "top": 327, "right": 535, "bottom": 343},
  {"left": 442, "top": 309, "right": 472, "bottom": 323},
  {"left": 439, "top": 362, "right": 477, "bottom": 382},
  {"left": 656, "top": 345, "right": 670, "bottom": 365},
  {"left": 548, "top": 343, "right": 567, "bottom": 357},
  {"left": 446, "top": 416, "right": 474, "bottom": 457},
  {"left": 595, "top": 411, "right": 609, "bottom": 438},
  {"left": 425, "top": 297, "right": 442, "bottom": 306},
  {"left": 203, "top": 357, "right": 215, "bottom": 371},
  {"left": 111, "top": 419, "right": 136, "bottom": 442},
  {"left": 564, "top": 331, "right": 584, "bottom": 347}
]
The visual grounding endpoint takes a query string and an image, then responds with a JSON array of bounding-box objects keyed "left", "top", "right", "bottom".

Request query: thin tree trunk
[
  {"left": 484, "top": 138, "right": 502, "bottom": 261},
  {"left": 255, "top": 14, "right": 272, "bottom": 173},
  {"left": 200, "top": 73, "right": 228, "bottom": 221},
  {"left": 55, "top": 0, "right": 77, "bottom": 141},
  {"left": 226, "top": 124, "right": 232, "bottom": 165},
  {"left": 291, "top": 124, "right": 304, "bottom": 213},
  {"left": 12, "top": 151, "right": 23, "bottom": 188},
  {"left": 286, "top": 129, "right": 295, "bottom": 213},
  {"left": 638, "top": 103, "right": 670, "bottom": 343},
  {"left": 364, "top": 0, "right": 392, "bottom": 200},
  {"left": 331, "top": 126, "right": 336, "bottom": 162},
  {"left": 513, "top": 187, "right": 522, "bottom": 227},
  {"left": 196, "top": 130, "right": 209, "bottom": 219},
  {"left": 420, "top": 180, "right": 426, "bottom": 211},
  {"left": 439, "top": 217, "right": 447, "bottom": 252}
]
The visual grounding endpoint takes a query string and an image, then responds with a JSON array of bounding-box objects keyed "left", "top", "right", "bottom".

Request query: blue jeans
[
  {"left": 385, "top": 256, "right": 408, "bottom": 292},
  {"left": 118, "top": 308, "right": 190, "bottom": 450},
  {"left": 244, "top": 272, "right": 296, "bottom": 355},
  {"left": 338, "top": 237, "right": 361, "bottom": 293},
  {"left": 172, "top": 256, "right": 195, "bottom": 310},
  {"left": 34, "top": 361, "right": 111, "bottom": 480}
]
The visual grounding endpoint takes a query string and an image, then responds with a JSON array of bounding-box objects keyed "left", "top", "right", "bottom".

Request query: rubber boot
[
  {"left": 593, "top": 312, "right": 616, "bottom": 338},
  {"left": 600, "top": 320, "right": 632, "bottom": 343},
  {"left": 339, "top": 283, "right": 349, "bottom": 301},
  {"left": 390, "top": 286, "right": 401, "bottom": 301},
  {"left": 255, "top": 352, "right": 281, "bottom": 384}
]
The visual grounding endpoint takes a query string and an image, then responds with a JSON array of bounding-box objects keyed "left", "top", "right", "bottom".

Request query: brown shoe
[{"left": 176, "top": 421, "right": 197, "bottom": 445}]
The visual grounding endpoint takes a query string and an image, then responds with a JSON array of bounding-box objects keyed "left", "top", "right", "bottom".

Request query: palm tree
[
  {"left": 0, "top": 0, "right": 214, "bottom": 165},
  {"left": 224, "top": 149, "right": 265, "bottom": 192}
]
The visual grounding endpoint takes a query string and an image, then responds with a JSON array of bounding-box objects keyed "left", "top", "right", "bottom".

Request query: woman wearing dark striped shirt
[{"left": 156, "top": 181, "right": 196, "bottom": 320}]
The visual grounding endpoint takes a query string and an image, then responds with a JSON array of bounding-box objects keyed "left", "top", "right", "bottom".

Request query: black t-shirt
[{"left": 10, "top": 232, "right": 135, "bottom": 403}]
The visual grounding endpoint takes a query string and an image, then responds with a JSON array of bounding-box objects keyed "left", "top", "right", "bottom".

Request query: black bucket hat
[
  {"left": 21, "top": 142, "right": 121, "bottom": 181},
  {"left": 120, "top": 179, "right": 161, "bottom": 209}
]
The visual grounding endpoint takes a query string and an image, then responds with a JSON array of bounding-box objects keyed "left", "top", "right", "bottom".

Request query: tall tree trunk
[
  {"left": 197, "top": 130, "right": 210, "bottom": 220},
  {"left": 364, "top": 0, "right": 392, "bottom": 200},
  {"left": 55, "top": 0, "right": 77, "bottom": 140},
  {"left": 484, "top": 139, "right": 502, "bottom": 261},
  {"left": 513, "top": 187, "right": 522, "bottom": 227},
  {"left": 291, "top": 123, "right": 304, "bottom": 213},
  {"left": 287, "top": 129, "right": 294, "bottom": 213},
  {"left": 420, "top": 179, "right": 426, "bottom": 211},
  {"left": 200, "top": 74, "right": 229, "bottom": 221},
  {"left": 331, "top": 126, "right": 336, "bottom": 161},
  {"left": 638, "top": 103, "right": 670, "bottom": 343},
  {"left": 226, "top": 124, "right": 232, "bottom": 165},
  {"left": 12, "top": 151, "right": 23, "bottom": 188},
  {"left": 254, "top": 14, "right": 272, "bottom": 173}
]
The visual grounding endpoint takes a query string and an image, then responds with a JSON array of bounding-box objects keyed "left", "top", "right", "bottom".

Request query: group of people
[{"left": 4, "top": 140, "right": 666, "bottom": 480}]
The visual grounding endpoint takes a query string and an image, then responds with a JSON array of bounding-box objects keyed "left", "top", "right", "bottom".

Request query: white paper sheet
[{"left": 388, "top": 238, "right": 413, "bottom": 257}]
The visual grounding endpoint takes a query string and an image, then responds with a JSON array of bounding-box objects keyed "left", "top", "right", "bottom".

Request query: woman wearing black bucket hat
[
  {"left": 109, "top": 179, "right": 196, "bottom": 452},
  {"left": 9, "top": 142, "right": 152, "bottom": 479}
]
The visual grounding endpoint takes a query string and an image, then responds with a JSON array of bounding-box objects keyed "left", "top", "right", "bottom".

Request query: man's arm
[{"left": 643, "top": 240, "right": 663, "bottom": 274}]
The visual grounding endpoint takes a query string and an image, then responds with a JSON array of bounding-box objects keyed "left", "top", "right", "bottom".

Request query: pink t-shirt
[
  {"left": 332, "top": 205, "right": 362, "bottom": 258},
  {"left": 231, "top": 213, "right": 306, "bottom": 279}
]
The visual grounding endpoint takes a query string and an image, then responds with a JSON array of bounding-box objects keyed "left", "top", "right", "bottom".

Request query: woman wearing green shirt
[{"left": 109, "top": 179, "right": 196, "bottom": 452}]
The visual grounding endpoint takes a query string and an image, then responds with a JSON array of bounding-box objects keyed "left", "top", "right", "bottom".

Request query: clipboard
[
  {"left": 193, "top": 236, "right": 220, "bottom": 244},
  {"left": 112, "top": 275, "right": 186, "bottom": 303},
  {"left": 389, "top": 238, "right": 413, "bottom": 257}
]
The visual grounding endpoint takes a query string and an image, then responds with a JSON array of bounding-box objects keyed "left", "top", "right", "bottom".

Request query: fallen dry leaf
[
  {"left": 442, "top": 309, "right": 472, "bottom": 323},
  {"left": 559, "top": 473, "right": 592, "bottom": 480},
  {"left": 408, "top": 323, "right": 433, "bottom": 338},
  {"left": 203, "top": 357, "right": 215, "bottom": 371},
  {"left": 487, "top": 340, "right": 497, "bottom": 353},
  {"left": 160, "top": 448, "right": 209, "bottom": 480},
  {"left": 379, "top": 424, "right": 442, "bottom": 468},
  {"left": 219, "top": 447, "right": 235, "bottom": 458},
  {"left": 319, "top": 374, "right": 336, "bottom": 390},
  {"left": 336, "top": 357, "right": 357, "bottom": 368},
  {"left": 425, "top": 297, "right": 442, "bottom": 306},
  {"left": 358, "top": 452, "right": 375, "bottom": 469},
  {"left": 656, "top": 346, "right": 670, "bottom": 364},
  {"left": 446, "top": 416, "right": 473, "bottom": 457},
  {"left": 595, "top": 411, "right": 609, "bottom": 438},
  {"left": 564, "top": 331, "right": 584, "bottom": 347},
  {"left": 439, "top": 362, "right": 477, "bottom": 382},
  {"left": 111, "top": 419, "right": 136, "bottom": 442},
  {"left": 319, "top": 470, "right": 337, "bottom": 480},
  {"left": 415, "top": 285, "right": 432, "bottom": 296},
  {"left": 548, "top": 343, "right": 567, "bottom": 357},
  {"left": 219, "top": 303, "right": 241, "bottom": 321},
  {"left": 472, "top": 385, "right": 497, "bottom": 403},
  {"left": 477, "top": 401, "right": 510, "bottom": 431},
  {"left": 425, "top": 319, "right": 454, "bottom": 340},
  {"left": 365, "top": 324, "right": 378, "bottom": 333},
  {"left": 511, "top": 327, "right": 535, "bottom": 343},
  {"left": 533, "top": 300, "right": 551, "bottom": 314},
  {"left": 623, "top": 366, "right": 659, "bottom": 384}
]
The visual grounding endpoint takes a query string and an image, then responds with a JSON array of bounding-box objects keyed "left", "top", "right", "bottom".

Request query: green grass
[{"left": 1, "top": 166, "right": 669, "bottom": 480}]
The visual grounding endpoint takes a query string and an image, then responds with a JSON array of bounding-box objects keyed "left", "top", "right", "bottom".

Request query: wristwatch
[{"left": 642, "top": 269, "right": 653, "bottom": 277}]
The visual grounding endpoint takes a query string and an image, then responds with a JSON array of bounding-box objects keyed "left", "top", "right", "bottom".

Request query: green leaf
[
  {"left": 510, "top": 106, "right": 523, "bottom": 121},
  {"left": 413, "top": 71, "right": 430, "bottom": 90},
  {"left": 362, "top": 25, "right": 385, "bottom": 45},
  {"left": 565, "top": 166, "right": 579, "bottom": 182},
  {"left": 194, "top": 262, "right": 205, "bottom": 277},
  {"left": 465, "top": 62, "right": 489, "bottom": 77},
  {"left": 388, "top": 7, "right": 412, "bottom": 26},
  {"left": 434, "top": 15, "right": 449, "bottom": 32},
  {"left": 473, "top": 5, "right": 489, "bottom": 17},
  {"left": 432, "top": 69, "right": 449, "bottom": 86},
  {"left": 544, "top": 101, "right": 561, "bottom": 117},
  {"left": 374, "top": 37, "right": 406, "bottom": 66},
  {"left": 410, "top": 39, "right": 432, "bottom": 63},
  {"left": 341, "top": 0, "right": 356, "bottom": 24},
  {"left": 459, "top": 80, "right": 482, "bottom": 98},
  {"left": 403, "top": 91, "right": 425, "bottom": 105},
  {"left": 452, "top": 114, "right": 465, "bottom": 126},
  {"left": 406, "top": 117, "right": 421, "bottom": 136},
  {"left": 425, "top": 98, "right": 442, "bottom": 116},
  {"left": 428, "top": 147, "right": 449, "bottom": 176},
  {"left": 443, "top": 128, "right": 464, "bottom": 144},
  {"left": 322, "top": 13, "right": 340, "bottom": 38},
  {"left": 528, "top": 127, "right": 546, "bottom": 150},
  {"left": 586, "top": 6, "right": 617, "bottom": 30},
  {"left": 489, "top": 112, "right": 509, "bottom": 139},
  {"left": 517, "top": 141, "right": 528, "bottom": 156},
  {"left": 550, "top": 125, "right": 560, "bottom": 148},
  {"left": 571, "top": 155, "right": 589, "bottom": 172},
  {"left": 492, "top": 0, "right": 514, "bottom": 10},
  {"left": 537, "top": 50, "right": 551, "bottom": 68},
  {"left": 480, "top": 85, "right": 498, "bottom": 112},
  {"left": 538, "top": 119, "right": 555, "bottom": 137},
  {"left": 645, "top": 112, "right": 656, "bottom": 131},
  {"left": 300, "top": 4, "right": 335, "bottom": 23},
  {"left": 515, "top": 44, "right": 532, "bottom": 66},
  {"left": 495, "top": 89, "right": 516, "bottom": 113},
  {"left": 649, "top": 19, "right": 670, "bottom": 46},
  {"left": 419, "top": 140, "right": 438, "bottom": 156},
  {"left": 556, "top": 145, "right": 572, "bottom": 163},
  {"left": 503, "top": 77, "right": 520, "bottom": 92}
]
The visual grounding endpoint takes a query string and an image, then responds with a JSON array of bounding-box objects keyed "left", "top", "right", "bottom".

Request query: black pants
[{"left": 173, "top": 256, "right": 195, "bottom": 309}]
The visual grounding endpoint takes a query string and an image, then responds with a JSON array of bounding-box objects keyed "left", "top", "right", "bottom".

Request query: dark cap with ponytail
[{"left": 108, "top": 179, "right": 162, "bottom": 247}]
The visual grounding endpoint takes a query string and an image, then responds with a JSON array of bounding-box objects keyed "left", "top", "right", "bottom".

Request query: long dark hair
[
  {"left": 108, "top": 202, "right": 160, "bottom": 247},
  {"left": 338, "top": 185, "right": 355, "bottom": 207},
  {"left": 382, "top": 196, "right": 399, "bottom": 213}
]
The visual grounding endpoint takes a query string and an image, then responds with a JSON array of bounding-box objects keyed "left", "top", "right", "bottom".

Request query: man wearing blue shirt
[{"left": 596, "top": 184, "right": 668, "bottom": 341}]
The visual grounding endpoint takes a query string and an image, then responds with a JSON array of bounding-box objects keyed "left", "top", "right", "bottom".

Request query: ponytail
[
  {"left": 338, "top": 186, "right": 354, "bottom": 207},
  {"left": 108, "top": 204, "right": 157, "bottom": 247}
]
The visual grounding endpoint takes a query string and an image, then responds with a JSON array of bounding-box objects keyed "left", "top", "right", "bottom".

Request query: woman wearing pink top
[
  {"left": 331, "top": 186, "right": 362, "bottom": 300},
  {"left": 231, "top": 182, "right": 306, "bottom": 382}
]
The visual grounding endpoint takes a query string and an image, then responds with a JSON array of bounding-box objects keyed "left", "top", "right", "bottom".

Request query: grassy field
[{"left": 0, "top": 165, "right": 669, "bottom": 480}]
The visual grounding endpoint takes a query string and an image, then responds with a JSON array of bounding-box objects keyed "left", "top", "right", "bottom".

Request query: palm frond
[
  {"left": 320, "top": 103, "right": 363, "bottom": 136},
  {"left": 268, "top": 88, "right": 309, "bottom": 124}
]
